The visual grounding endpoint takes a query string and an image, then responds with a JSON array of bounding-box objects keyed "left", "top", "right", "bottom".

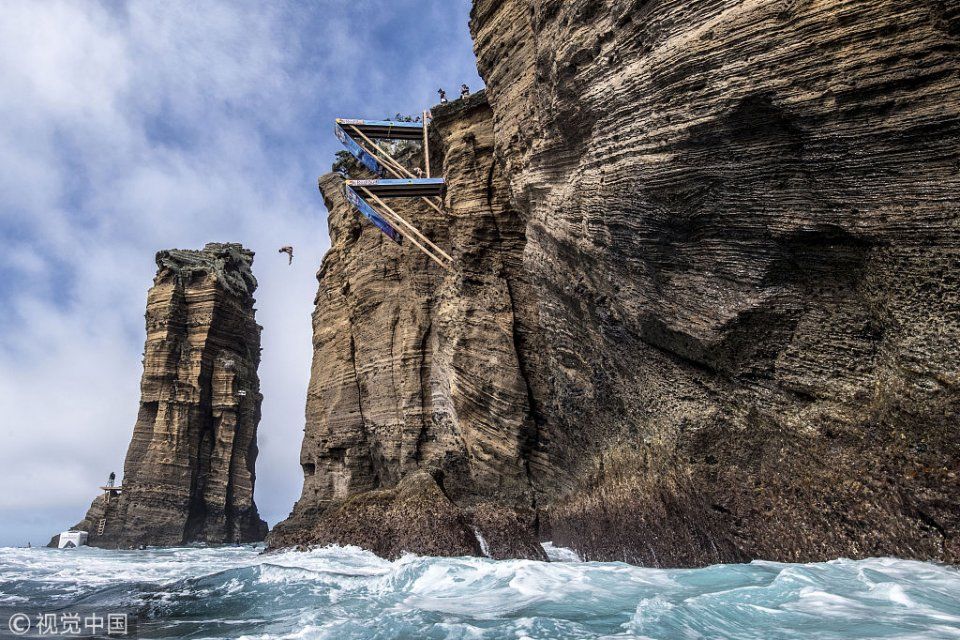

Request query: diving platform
[
  {"left": 346, "top": 178, "right": 445, "bottom": 199},
  {"left": 335, "top": 117, "right": 431, "bottom": 178},
  {"left": 333, "top": 111, "right": 453, "bottom": 270},
  {"left": 335, "top": 118, "right": 425, "bottom": 141}
]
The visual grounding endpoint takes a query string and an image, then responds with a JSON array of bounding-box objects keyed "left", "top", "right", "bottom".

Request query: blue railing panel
[
  {"left": 344, "top": 185, "right": 402, "bottom": 244},
  {"left": 335, "top": 122, "right": 385, "bottom": 176},
  {"left": 336, "top": 118, "right": 424, "bottom": 131},
  {"left": 346, "top": 178, "right": 445, "bottom": 188}
]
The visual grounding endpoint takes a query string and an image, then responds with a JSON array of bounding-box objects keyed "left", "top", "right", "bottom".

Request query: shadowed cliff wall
[{"left": 470, "top": 0, "right": 959, "bottom": 564}]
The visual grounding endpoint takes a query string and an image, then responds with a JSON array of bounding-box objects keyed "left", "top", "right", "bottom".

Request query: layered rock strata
[
  {"left": 54, "top": 243, "right": 268, "bottom": 548},
  {"left": 469, "top": 0, "right": 959, "bottom": 564},
  {"left": 269, "top": 94, "right": 544, "bottom": 559},
  {"left": 277, "top": 0, "right": 958, "bottom": 566}
]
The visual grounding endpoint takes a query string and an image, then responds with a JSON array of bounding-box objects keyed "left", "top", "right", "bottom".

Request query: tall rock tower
[{"left": 54, "top": 243, "right": 268, "bottom": 547}]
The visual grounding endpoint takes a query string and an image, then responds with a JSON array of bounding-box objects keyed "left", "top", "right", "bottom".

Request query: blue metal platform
[{"left": 346, "top": 178, "right": 445, "bottom": 198}]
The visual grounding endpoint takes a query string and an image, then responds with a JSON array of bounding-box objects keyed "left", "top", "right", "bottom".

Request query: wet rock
[{"left": 282, "top": 471, "right": 480, "bottom": 559}]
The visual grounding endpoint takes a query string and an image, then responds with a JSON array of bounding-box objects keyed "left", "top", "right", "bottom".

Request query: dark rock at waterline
[{"left": 272, "top": 471, "right": 512, "bottom": 560}]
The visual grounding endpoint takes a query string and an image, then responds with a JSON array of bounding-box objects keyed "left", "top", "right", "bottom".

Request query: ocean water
[{"left": 1, "top": 544, "right": 958, "bottom": 639}]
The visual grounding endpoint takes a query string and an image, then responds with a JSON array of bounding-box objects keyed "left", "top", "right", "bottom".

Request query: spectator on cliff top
[
  {"left": 438, "top": 88, "right": 448, "bottom": 104},
  {"left": 460, "top": 84, "right": 470, "bottom": 99}
]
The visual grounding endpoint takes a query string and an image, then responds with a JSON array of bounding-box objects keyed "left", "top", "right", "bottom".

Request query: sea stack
[{"left": 52, "top": 243, "right": 268, "bottom": 548}]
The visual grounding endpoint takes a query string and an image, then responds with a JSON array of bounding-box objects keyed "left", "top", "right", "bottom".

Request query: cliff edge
[{"left": 269, "top": 94, "right": 544, "bottom": 559}]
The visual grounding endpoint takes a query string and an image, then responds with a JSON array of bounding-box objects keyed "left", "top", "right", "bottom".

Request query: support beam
[
  {"left": 350, "top": 125, "right": 416, "bottom": 179},
  {"left": 362, "top": 188, "right": 453, "bottom": 263},
  {"left": 348, "top": 134, "right": 448, "bottom": 218},
  {"left": 349, "top": 124, "right": 446, "bottom": 214},
  {"left": 423, "top": 110, "right": 431, "bottom": 178},
  {"left": 361, "top": 189, "right": 451, "bottom": 270}
]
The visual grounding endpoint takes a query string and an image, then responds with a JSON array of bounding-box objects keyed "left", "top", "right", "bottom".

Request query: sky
[{"left": 0, "top": 0, "right": 482, "bottom": 547}]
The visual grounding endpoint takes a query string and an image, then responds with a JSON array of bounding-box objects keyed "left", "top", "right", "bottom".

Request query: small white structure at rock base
[{"left": 57, "top": 530, "right": 88, "bottom": 549}]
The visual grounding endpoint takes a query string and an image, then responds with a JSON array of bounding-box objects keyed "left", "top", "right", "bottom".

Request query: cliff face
[
  {"left": 270, "top": 95, "right": 544, "bottom": 559},
  {"left": 57, "top": 243, "right": 268, "bottom": 548},
  {"left": 276, "top": 1, "right": 959, "bottom": 565},
  {"left": 469, "top": 0, "right": 959, "bottom": 564}
]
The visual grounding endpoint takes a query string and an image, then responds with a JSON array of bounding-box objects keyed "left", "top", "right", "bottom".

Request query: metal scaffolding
[{"left": 334, "top": 113, "right": 452, "bottom": 270}]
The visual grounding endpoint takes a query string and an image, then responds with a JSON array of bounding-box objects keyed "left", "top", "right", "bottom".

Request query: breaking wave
[{"left": 1, "top": 544, "right": 958, "bottom": 638}]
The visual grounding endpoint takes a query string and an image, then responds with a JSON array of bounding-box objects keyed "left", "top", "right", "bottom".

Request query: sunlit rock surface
[{"left": 269, "top": 95, "right": 544, "bottom": 560}]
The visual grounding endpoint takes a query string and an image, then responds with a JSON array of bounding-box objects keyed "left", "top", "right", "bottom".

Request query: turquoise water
[{"left": 0, "top": 544, "right": 958, "bottom": 639}]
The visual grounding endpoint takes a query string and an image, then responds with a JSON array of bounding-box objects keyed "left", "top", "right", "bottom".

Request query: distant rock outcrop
[
  {"left": 273, "top": 0, "right": 958, "bottom": 566},
  {"left": 52, "top": 243, "right": 267, "bottom": 548}
]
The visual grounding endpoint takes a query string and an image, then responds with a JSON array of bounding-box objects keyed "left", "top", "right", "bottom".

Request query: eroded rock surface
[
  {"left": 269, "top": 96, "right": 544, "bottom": 560},
  {"left": 54, "top": 243, "right": 268, "bottom": 548},
  {"left": 470, "top": 0, "right": 959, "bottom": 564},
  {"left": 276, "top": 1, "right": 958, "bottom": 566}
]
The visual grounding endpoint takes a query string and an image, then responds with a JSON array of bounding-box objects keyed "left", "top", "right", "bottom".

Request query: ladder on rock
[
  {"left": 97, "top": 518, "right": 106, "bottom": 536},
  {"left": 334, "top": 114, "right": 453, "bottom": 270}
]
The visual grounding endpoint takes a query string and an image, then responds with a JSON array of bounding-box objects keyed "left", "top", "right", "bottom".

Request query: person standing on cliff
[
  {"left": 460, "top": 84, "right": 470, "bottom": 99},
  {"left": 438, "top": 88, "right": 447, "bottom": 104}
]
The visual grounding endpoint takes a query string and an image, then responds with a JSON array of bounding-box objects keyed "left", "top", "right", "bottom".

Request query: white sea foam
[
  {"left": 0, "top": 545, "right": 957, "bottom": 639},
  {"left": 540, "top": 541, "right": 582, "bottom": 562},
  {"left": 472, "top": 528, "right": 492, "bottom": 558}
]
